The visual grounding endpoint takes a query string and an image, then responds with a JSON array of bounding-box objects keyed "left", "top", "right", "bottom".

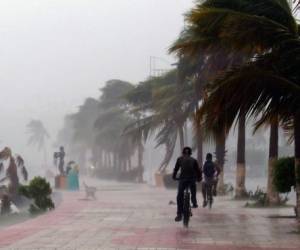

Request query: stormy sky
[{"left": 0, "top": 0, "right": 193, "bottom": 166}]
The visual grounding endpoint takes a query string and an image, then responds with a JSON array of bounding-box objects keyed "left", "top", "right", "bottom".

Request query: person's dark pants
[{"left": 177, "top": 180, "right": 197, "bottom": 215}]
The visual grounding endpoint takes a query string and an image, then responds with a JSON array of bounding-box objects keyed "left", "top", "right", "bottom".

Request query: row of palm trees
[
  {"left": 125, "top": 0, "right": 300, "bottom": 215},
  {"left": 57, "top": 0, "right": 300, "bottom": 216},
  {"left": 166, "top": 0, "right": 300, "bottom": 215},
  {"left": 57, "top": 80, "right": 144, "bottom": 181}
]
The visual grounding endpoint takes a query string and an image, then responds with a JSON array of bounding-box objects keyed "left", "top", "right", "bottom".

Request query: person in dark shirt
[
  {"left": 202, "top": 153, "right": 220, "bottom": 207},
  {"left": 172, "top": 147, "right": 202, "bottom": 222}
]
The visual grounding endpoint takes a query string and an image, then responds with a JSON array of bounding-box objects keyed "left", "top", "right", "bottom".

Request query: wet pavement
[{"left": 0, "top": 180, "right": 299, "bottom": 250}]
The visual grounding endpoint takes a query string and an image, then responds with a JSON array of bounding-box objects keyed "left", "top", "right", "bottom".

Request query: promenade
[{"left": 0, "top": 181, "right": 299, "bottom": 250}]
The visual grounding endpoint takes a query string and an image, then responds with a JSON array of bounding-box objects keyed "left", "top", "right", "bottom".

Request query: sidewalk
[{"left": 0, "top": 181, "right": 299, "bottom": 250}]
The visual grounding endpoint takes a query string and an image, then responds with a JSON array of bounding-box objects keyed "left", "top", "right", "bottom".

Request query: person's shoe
[
  {"left": 175, "top": 215, "right": 182, "bottom": 222},
  {"left": 202, "top": 200, "right": 207, "bottom": 208},
  {"left": 192, "top": 204, "right": 198, "bottom": 208}
]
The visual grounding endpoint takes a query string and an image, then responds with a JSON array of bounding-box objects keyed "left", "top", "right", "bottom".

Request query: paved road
[{"left": 0, "top": 180, "right": 299, "bottom": 250}]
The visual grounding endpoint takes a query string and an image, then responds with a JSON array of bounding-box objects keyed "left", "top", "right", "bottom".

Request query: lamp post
[{"left": 149, "top": 56, "right": 175, "bottom": 77}]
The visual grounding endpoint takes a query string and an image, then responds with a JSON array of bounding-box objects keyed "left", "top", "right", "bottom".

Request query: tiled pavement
[{"left": 0, "top": 181, "right": 299, "bottom": 250}]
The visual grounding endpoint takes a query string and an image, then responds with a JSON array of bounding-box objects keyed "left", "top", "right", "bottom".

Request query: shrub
[
  {"left": 273, "top": 157, "right": 295, "bottom": 193},
  {"left": 245, "top": 187, "right": 268, "bottom": 207},
  {"left": 19, "top": 177, "right": 55, "bottom": 214},
  {"left": 219, "top": 183, "right": 234, "bottom": 196}
]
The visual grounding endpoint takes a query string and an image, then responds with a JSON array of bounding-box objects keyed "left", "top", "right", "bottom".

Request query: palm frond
[
  {"left": 198, "top": 58, "right": 300, "bottom": 138},
  {"left": 171, "top": 3, "right": 298, "bottom": 57},
  {"left": 26, "top": 119, "right": 49, "bottom": 151}
]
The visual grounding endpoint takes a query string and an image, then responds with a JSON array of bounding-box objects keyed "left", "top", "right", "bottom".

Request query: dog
[{"left": 83, "top": 182, "right": 97, "bottom": 200}]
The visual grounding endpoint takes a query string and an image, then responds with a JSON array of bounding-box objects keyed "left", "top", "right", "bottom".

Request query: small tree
[
  {"left": 19, "top": 177, "right": 54, "bottom": 214},
  {"left": 27, "top": 120, "right": 50, "bottom": 166},
  {"left": 273, "top": 157, "right": 295, "bottom": 193}
]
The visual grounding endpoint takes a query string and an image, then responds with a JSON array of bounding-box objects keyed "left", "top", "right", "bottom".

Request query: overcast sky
[{"left": 0, "top": 0, "right": 194, "bottom": 165}]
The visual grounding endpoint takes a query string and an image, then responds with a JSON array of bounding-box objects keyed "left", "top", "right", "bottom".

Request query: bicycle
[
  {"left": 203, "top": 178, "right": 215, "bottom": 209},
  {"left": 175, "top": 178, "right": 194, "bottom": 228},
  {"left": 182, "top": 185, "right": 192, "bottom": 227}
]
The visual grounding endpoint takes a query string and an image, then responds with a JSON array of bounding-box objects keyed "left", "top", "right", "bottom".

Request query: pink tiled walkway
[{"left": 0, "top": 181, "right": 299, "bottom": 249}]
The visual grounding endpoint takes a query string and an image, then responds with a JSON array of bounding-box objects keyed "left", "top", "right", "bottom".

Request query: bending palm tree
[
  {"left": 171, "top": 0, "right": 299, "bottom": 201},
  {"left": 182, "top": 0, "right": 300, "bottom": 213},
  {"left": 171, "top": 29, "right": 246, "bottom": 193},
  {"left": 27, "top": 120, "right": 50, "bottom": 167},
  {"left": 126, "top": 70, "right": 197, "bottom": 172}
]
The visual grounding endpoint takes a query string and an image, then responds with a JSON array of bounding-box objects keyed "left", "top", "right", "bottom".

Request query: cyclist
[
  {"left": 202, "top": 153, "right": 220, "bottom": 207},
  {"left": 172, "top": 147, "right": 202, "bottom": 222}
]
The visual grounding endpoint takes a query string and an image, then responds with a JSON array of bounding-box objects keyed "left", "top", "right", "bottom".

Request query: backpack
[{"left": 203, "top": 161, "right": 215, "bottom": 178}]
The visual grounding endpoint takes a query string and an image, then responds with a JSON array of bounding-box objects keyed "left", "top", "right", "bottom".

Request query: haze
[{"left": 0, "top": 0, "right": 193, "bottom": 167}]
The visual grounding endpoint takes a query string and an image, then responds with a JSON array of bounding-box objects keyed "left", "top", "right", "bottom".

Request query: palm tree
[
  {"left": 95, "top": 107, "right": 136, "bottom": 171},
  {"left": 0, "top": 147, "right": 19, "bottom": 198},
  {"left": 235, "top": 112, "right": 247, "bottom": 197},
  {"left": 170, "top": 26, "right": 247, "bottom": 191},
  {"left": 94, "top": 80, "right": 142, "bottom": 180},
  {"left": 70, "top": 98, "right": 100, "bottom": 168},
  {"left": 126, "top": 70, "right": 197, "bottom": 172},
  {"left": 183, "top": 0, "right": 300, "bottom": 213},
  {"left": 27, "top": 120, "right": 50, "bottom": 166},
  {"left": 267, "top": 119, "right": 280, "bottom": 204},
  {"left": 170, "top": 0, "right": 300, "bottom": 200},
  {"left": 177, "top": 56, "right": 208, "bottom": 165}
]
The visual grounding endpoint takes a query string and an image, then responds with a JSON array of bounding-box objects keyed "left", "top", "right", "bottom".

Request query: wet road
[{"left": 0, "top": 180, "right": 299, "bottom": 249}]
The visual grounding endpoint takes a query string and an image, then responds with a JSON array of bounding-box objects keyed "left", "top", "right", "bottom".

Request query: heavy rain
[{"left": 0, "top": 1, "right": 299, "bottom": 250}]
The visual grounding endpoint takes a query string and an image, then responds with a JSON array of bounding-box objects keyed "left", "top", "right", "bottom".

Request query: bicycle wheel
[
  {"left": 183, "top": 190, "right": 190, "bottom": 227},
  {"left": 206, "top": 183, "right": 213, "bottom": 209}
]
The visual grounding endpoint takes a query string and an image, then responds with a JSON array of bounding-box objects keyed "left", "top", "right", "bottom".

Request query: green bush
[
  {"left": 19, "top": 177, "right": 55, "bottom": 214},
  {"left": 273, "top": 157, "right": 295, "bottom": 193}
]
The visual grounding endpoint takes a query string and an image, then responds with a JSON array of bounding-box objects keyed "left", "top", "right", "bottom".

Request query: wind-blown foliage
[
  {"left": 27, "top": 120, "right": 50, "bottom": 166},
  {"left": 71, "top": 98, "right": 100, "bottom": 149},
  {"left": 172, "top": 0, "right": 300, "bottom": 213},
  {"left": 27, "top": 120, "right": 49, "bottom": 151},
  {"left": 126, "top": 70, "right": 197, "bottom": 170},
  {"left": 56, "top": 79, "right": 143, "bottom": 180},
  {"left": 175, "top": 0, "right": 300, "bottom": 137},
  {"left": 273, "top": 157, "right": 295, "bottom": 193},
  {"left": 94, "top": 80, "right": 137, "bottom": 168}
]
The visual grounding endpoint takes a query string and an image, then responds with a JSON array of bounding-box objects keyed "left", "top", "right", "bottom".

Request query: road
[{"left": 0, "top": 180, "right": 299, "bottom": 250}]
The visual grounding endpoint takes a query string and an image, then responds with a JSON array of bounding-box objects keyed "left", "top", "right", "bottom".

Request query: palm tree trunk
[
  {"left": 124, "top": 159, "right": 128, "bottom": 172},
  {"left": 196, "top": 128, "right": 203, "bottom": 166},
  {"left": 104, "top": 152, "right": 108, "bottom": 168},
  {"left": 118, "top": 155, "right": 122, "bottom": 171},
  {"left": 108, "top": 153, "right": 112, "bottom": 168},
  {"left": 137, "top": 139, "right": 144, "bottom": 183},
  {"left": 195, "top": 99, "right": 203, "bottom": 167},
  {"left": 113, "top": 153, "right": 117, "bottom": 170},
  {"left": 184, "top": 123, "right": 189, "bottom": 146},
  {"left": 120, "top": 159, "right": 124, "bottom": 172},
  {"left": 294, "top": 114, "right": 300, "bottom": 218},
  {"left": 267, "top": 120, "right": 280, "bottom": 205},
  {"left": 235, "top": 113, "right": 247, "bottom": 198},
  {"left": 216, "top": 130, "right": 226, "bottom": 194},
  {"left": 178, "top": 126, "right": 185, "bottom": 150},
  {"left": 98, "top": 149, "right": 103, "bottom": 169},
  {"left": 128, "top": 157, "right": 132, "bottom": 171}
]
